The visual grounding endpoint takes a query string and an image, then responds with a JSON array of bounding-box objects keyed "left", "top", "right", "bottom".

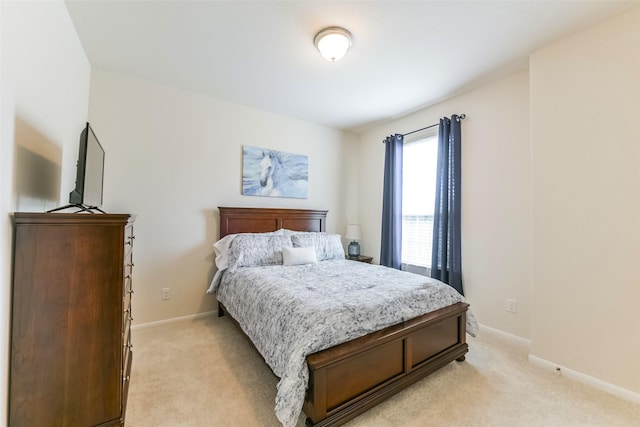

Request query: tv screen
[{"left": 69, "top": 123, "right": 105, "bottom": 208}]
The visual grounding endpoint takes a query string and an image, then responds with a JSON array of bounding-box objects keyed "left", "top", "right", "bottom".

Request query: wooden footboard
[{"left": 303, "top": 302, "right": 469, "bottom": 426}]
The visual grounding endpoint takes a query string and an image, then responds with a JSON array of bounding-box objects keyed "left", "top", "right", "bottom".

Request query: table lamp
[{"left": 345, "top": 224, "right": 361, "bottom": 258}]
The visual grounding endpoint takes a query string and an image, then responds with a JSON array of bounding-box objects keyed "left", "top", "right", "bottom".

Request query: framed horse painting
[{"left": 242, "top": 145, "right": 308, "bottom": 199}]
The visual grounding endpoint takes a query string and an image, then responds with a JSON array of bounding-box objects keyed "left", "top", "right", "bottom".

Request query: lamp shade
[
  {"left": 345, "top": 224, "right": 361, "bottom": 241},
  {"left": 314, "top": 27, "right": 352, "bottom": 62}
]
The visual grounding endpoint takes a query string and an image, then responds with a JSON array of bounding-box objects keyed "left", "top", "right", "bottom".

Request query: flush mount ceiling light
[{"left": 314, "top": 27, "right": 352, "bottom": 62}]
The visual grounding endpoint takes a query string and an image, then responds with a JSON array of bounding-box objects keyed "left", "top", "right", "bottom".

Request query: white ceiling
[{"left": 65, "top": 0, "right": 637, "bottom": 133}]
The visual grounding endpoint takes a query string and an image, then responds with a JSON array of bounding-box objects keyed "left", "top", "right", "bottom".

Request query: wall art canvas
[{"left": 242, "top": 145, "right": 308, "bottom": 199}]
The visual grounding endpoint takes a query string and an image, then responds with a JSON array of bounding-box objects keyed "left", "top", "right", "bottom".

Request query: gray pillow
[
  {"left": 227, "top": 234, "right": 293, "bottom": 272},
  {"left": 291, "top": 232, "right": 345, "bottom": 261}
]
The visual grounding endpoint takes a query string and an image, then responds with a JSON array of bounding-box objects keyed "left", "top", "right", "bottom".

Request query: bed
[{"left": 209, "top": 207, "right": 477, "bottom": 427}]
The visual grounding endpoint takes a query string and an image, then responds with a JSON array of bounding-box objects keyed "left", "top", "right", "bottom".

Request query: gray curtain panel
[
  {"left": 431, "top": 115, "right": 464, "bottom": 295},
  {"left": 380, "top": 134, "right": 403, "bottom": 269}
]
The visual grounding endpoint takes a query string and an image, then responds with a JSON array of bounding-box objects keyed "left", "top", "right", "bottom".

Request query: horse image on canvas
[{"left": 242, "top": 146, "right": 308, "bottom": 199}]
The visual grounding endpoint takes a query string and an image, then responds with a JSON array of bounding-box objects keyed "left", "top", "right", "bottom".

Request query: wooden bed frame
[{"left": 217, "top": 207, "right": 469, "bottom": 426}]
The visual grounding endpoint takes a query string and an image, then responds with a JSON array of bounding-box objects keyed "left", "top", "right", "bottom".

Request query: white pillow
[
  {"left": 213, "top": 234, "right": 237, "bottom": 270},
  {"left": 282, "top": 246, "right": 317, "bottom": 266}
]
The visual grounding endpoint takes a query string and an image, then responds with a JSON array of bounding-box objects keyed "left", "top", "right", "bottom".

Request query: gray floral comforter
[{"left": 214, "top": 260, "right": 478, "bottom": 427}]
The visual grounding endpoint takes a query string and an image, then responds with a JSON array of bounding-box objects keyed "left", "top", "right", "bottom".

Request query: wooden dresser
[{"left": 10, "top": 212, "right": 135, "bottom": 426}]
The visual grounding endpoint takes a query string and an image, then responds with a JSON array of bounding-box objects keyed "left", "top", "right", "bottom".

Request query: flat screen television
[{"left": 68, "top": 123, "right": 105, "bottom": 211}]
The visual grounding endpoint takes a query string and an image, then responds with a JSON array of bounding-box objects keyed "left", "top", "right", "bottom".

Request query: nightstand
[{"left": 347, "top": 255, "right": 373, "bottom": 264}]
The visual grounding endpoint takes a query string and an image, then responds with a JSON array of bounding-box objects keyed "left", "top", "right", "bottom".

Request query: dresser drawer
[
  {"left": 123, "top": 314, "right": 131, "bottom": 342},
  {"left": 123, "top": 348, "right": 132, "bottom": 385},
  {"left": 122, "top": 326, "right": 132, "bottom": 370},
  {"left": 122, "top": 347, "right": 133, "bottom": 421},
  {"left": 123, "top": 303, "right": 133, "bottom": 326},
  {"left": 124, "top": 259, "right": 133, "bottom": 282},
  {"left": 124, "top": 224, "right": 135, "bottom": 250},
  {"left": 123, "top": 279, "right": 132, "bottom": 312}
]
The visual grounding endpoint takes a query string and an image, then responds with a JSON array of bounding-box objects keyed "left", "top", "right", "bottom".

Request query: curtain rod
[{"left": 400, "top": 113, "right": 466, "bottom": 138}]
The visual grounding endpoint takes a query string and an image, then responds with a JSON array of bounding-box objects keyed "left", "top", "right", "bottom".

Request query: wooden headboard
[{"left": 218, "top": 207, "right": 327, "bottom": 237}]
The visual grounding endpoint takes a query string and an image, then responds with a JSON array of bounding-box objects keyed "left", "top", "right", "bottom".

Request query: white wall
[
  {"left": 0, "top": 0, "right": 91, "bottom": 421},
  {"left": 530, "top": 8, "right": 640, "bottom": 395},
  {"left": 357, "top": 71, "right": 532, "bottom": 339},
  {"left": 89, "top": 70, "right": 357, "bottom": 325}
]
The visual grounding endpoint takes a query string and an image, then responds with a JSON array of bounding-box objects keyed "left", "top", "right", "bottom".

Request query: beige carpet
[{"left": 126, "top": 315, "right": 639, "bottom": 426}]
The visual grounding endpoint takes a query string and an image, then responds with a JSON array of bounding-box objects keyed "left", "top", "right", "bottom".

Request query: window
[{"left": 401, "top": 133, "right": 438, "bottom": 275}]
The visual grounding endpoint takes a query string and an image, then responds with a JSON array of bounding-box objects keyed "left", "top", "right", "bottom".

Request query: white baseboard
[
  {"left": 132, "top": 310, "right": 216, "bottom": 331},
  {"left": 479, "top": 325, "right": 640, "bottom": 404},
  {"left": 477, "top": 323, "right": 531, "bottom": 348},
  {"left": 528, "top": 354, "right": 640, "bottom": 404}
]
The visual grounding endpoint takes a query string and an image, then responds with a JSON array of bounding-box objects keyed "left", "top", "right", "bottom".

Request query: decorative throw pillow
[
  {"left": 291, "top": 232, "right": 345, "bottom": 261},
  {"left": 282, "top": 246, "right": 318, "bottom": 266}
]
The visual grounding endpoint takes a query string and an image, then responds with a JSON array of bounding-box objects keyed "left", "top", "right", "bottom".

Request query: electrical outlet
[
  {"left": 161, "top": 287, "right": 171, "bottom": 300},
  {"left": 506, "top": 298, "right": 517, "bottom": 313}
]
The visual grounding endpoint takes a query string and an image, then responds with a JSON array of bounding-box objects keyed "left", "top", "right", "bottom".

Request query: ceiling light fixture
[{"left": 314, "top": 27, "right": 352, "bottom": 62}]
